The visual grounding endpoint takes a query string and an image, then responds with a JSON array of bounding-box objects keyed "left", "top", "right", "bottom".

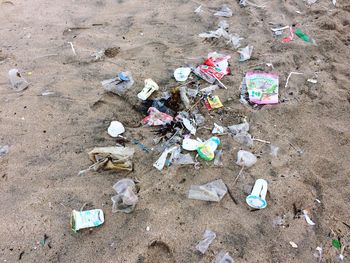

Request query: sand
[{"left": 0, "top": 0, "right": 350, "bottom": 262}]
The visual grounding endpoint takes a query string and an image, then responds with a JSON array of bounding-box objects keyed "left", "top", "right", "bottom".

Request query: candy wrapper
[{"left": 245, "top": 71, "right": 279, "bottom": 104}]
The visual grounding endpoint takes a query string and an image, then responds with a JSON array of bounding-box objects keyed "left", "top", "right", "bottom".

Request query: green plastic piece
[
  {"left": 295, "top": 28, "right": 311, "bottom": 42},
  {"left": 332, "top": 239, "right": 341, "bottom": 249}
]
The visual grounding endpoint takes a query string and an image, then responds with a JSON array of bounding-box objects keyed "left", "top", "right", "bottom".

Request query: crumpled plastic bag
[
  {"left": 199, "top": 27, "right": 243, "bottom": 49},
  {"left": 88, "top": 146, "right": 135, "bottom": 171},
  {"left": 111, "top": 178, "right": 138, "bottom": 213},
  {"left": 101, "top": 71, "right": 134, "bottom": 95},
  {"left": 228, "top": 121, "right": 253, "bottom": 146},
  {"left": 212, "top": 251, "right": 234, "bottom": 263},
  {"left": 188, "top": 179, "right": 227, "bottom": 202},
  {"left": 238, "top": 45, "right": 253, "bottom": 61},
  {"left": 236, "top": 150, "right": 257, "bottom": 167},
  {"left": 214, "top": 5, "right": 233, "bottom": 17},
  {"left": 196, "top": 229, "right": 216, "bottom": 254},
  {"left": 142, "top": 107, "right": 174, "bottom": 126},
  {"left": 8, "top": 69, "right": 29, "bottom": 92}
]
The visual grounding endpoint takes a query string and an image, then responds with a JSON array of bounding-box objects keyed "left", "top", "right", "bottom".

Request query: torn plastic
[
  {"left": 153, "top": 146, "right": 179, "bottom": 170},
  {"left": 179, "top": 86, "right": 191, "bottom": 109},
  {"left": 173, "top": 153, "right": 195, "bottom": 165},
  {"left": 111, "top": 178, "right": 138, "bottom": 213},
  {"left": 270, "top": 145, "right": 279, "bottom": 157},
  {"left": 218, "top": 20, "right": 229, "bottom": 30},
  {"left": 142, "top": 107, "right": 174, "bottom": 126},
  {"left": 199, "top": 27, "right": 243, "bottom": 49},
  {"left": 88, "top": 146, "right": 134, "bottom": 171},
  {"left": 214, "top": 5, "right": 233, "bottom": 17},
  {"left": 8, "top": 69, "right": 29, "bottom": 92},
  {"left": 214, "top": 150, "right": 223, "bottom": 166},
  {"left": 228, "top": 121, "right": 249, "bottom": 135},
  {"left": 228, "top": 121, "right": 253, "bottom": 146},
  {"left": 194, "top": 113, "right": 205, "bottom": 126},
  {"left": 236, "top": 150, "right": 257, "bottom": 167},
  {"left": 212, "top": 251, "right": 234, "bottom": 263},
  {"left": 212, "top": 123, "right": 226, "bottom": 134},
  {"left": 107, "top": 121, "right": 125, "bottom": 137},
  {"left": 201, "top": 85, "right": 219, "bottom": 94},
  {"left": 0, "top": 145, "right": 9, "bottom": 157},
  {"left": 234, "top": 133, "right": 253, "bottom": 146},
  {"left": 137, "top": 79, "right": 159, "bottom": 100},
  {"left": 102, "top": 72, "right": 134, "bottom": 95},
  {"left": 188, "top": 179, "right": 227, "bottom": 202},
  {"left": 71, "top": 209, "right": 104, "bottom": 232},
  {"left": 303, "top": 210, "right": 316, "bottom": 225},
  {"left": 238, "top": 45, "right": 253, "bottom": 61},
  {"left": 196, "top": 229, "right": 216, "bottom": 254}
]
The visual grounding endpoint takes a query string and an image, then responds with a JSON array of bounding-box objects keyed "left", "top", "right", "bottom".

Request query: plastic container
[{"left": 197, "top": 137, "right": 220, "bottom": 161}]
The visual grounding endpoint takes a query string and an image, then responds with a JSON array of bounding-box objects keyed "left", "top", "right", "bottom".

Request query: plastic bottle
[{"left": 197, "top": 137, "right": 220, "bottom": 161}]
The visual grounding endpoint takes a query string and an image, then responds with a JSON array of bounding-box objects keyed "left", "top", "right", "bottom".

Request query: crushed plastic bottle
[
  {"left": 111, "top": 178, "right": 138, "bottom": 213},
  {"left": 197, "top": 137, "right": 220, "bottom": 161},
  {"left": 188, "top": 179, "right": 227, "bottom": 202},
  {"left": 236, "top": 150, "right": 257, "bottom": 167},
  {"left": 101, "top": 71, "right": 134, "bottom": 95},
  {"left": 8, "top": 69, "right": 29, "bottom": 92},
  {"left": 196, "top": 229, "right": 216, "bottom": 254}
]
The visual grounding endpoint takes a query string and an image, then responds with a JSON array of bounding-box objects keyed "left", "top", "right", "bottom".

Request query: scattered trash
[
  {"left": 107, "top": 121, "right": 125, "bottom": 137},
  {"left": 214, "top": 5, "right": 233, "bottom": 17},
  {"left": 214, "top": 150, "right": 223, "bottom": 166},
  {"left": 142, "top": 107, "right": 174, "bottom": 126},
  {"left": 246, "top": 179, "right": 268, "bottom": 209},
  {"left": 174, "top": 67, "right": 191, "bottom": 82},
  {"left": 138, "top": 79, "right": 159, "bottom": 100},
  {"left": 307, "top": 78, "right": 317, "bottom": 84},
  {"left": 245, "top": 71, "right": 279, "bottom": 104},
  {"left": 179, "top": 86, "right": 191, "bottom": 109},
  {"left": 332, "top": 239, "right": 341, "bottom": 249},
  {"left": 88, "top": 146, "right": 134, "bottom": 171},
  {"left": 132, "top": 139, "right": 151, "bottom": 153},
  {"left": 295, "top": 28, "right": 316, "bottom": 45},
  {"left": 199, "top": 24, "right": 243, "bottom": 49},
  {"left": 270, "top": 145, "right": 279, "bottom": 157},
  {"left": 41, "top": 91, "right": 55, "bottom": 96},
  {"left": 205, "top": 95, "right": 223, "bottom": 110},
  {"left": 194, "top": 5, "right": 202, "bottom": 13},
  {"left": 102, "top": 71, "right": 134, "bottom": 95},
  {"left": 285, "top": 72, "right": 303, "bottom": 89},
  {"left": 212, "top": 250, "right": 234, "bottom": 263},
  {"left": 282, "top": 26, "right": 294, "bottom": 43},
  {"left": 197, "top": 137, "right": 220, "bottom": 161},
  {"left": 8, "top": 69, "right": 29, "bottom": 92},
  {"left": 194, "top": 52, "right": 230, "bottom": 85},
  {"left": 67, "top": 42, "right": 77, "bottom": 56},
  {"left": 182, "top": 138, "right": 201, "bottom": 151},
  {"left": 188, "top": 179, "right": 227, "bottom": 202},
  {"left": 238, "top": 45, "right": 253, "bottom": 61},
  {"left": 0, "top": 145, "right": 9, "bottom": 157},
  {"left": 303, "top": 210, "right": 316, "bottom": 225},
  {"left": 173, "top": 153, "right": 195, "bottom": 165},
  {"left": 196, "top": 229, "right": 216, "bottom": 254},
  {"left": 212, "top": 123, "right": 226, "bottom": 134},
  {"left": 153, "top": 146, "right": 179, "bottom": 170},
  {"left": 314, "top": 246, "right": 323, "bottom": 261},
  {"left": 111, "top": 178, "right": 138, "bottom": 213},
  {"left": 332, "top": 0, "right": 336, "bottom": 6},
  {"left": 71, "top": 209, "right": 104, "bottom": 232},
  {"left": 289, "top": 241, "right": 298, "bottom": 248},
  {"left": 236, "top": 150, "right": 257, "bottom": 167},
  {"left": 228, "top": 121, "right": 253, "bottom": 146},
  {"left": 306, "top": 0, "right": 318, "bottom": 5}
]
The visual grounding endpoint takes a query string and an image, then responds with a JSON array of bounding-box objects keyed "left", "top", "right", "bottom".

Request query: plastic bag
[
  {"left": 88, "top": 146, "right": 135, "bottom": 171},
  {"left": 236, "top": 150, "right": 257, "bottom": 167},
  {"left": 0, "top": 145, "right": 9, "bottom": 157},
  {"left": 188, "top": 179, "right": 227, "bottom": 202},
  {"left": 214, "top": 150, "right": 223, "bottom": 166},
  {"left": 238, "top": 45, "right": 253, "bottom": 61},
  {"left": 101, "top": 71, "right": 134, "bottom": 95},
  {"left": 212, "top": 251, "right": 234, "bottom": 263},
  {"left": 234, "top": 133, "right": 253, "bottom": 146},
  {"left": 8, "top": 69, "right": 29, "bottom": 92},
  {"left": 214, "top": 5, "right": 233, "bottom": 17},
  {"left": 142, "top": 107, "right": 174, "bottom": 126},
  {"left": 112, "top": 178, "right": 138, "bottom": 213},
  {"left": 179, "top": 86, "right": 191, "bottom": 109},
  {"left": 196, "top": 229, "right": 216, "bottom": 254},
  {"left": 199, "top": 27, "right": 243, "bottom": 49},
  {"left": 228, "top": 122, "right": 249, "bottom": 135},
  {"left": 173, "top": 153, "right": 195, "bottom": 165}
]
